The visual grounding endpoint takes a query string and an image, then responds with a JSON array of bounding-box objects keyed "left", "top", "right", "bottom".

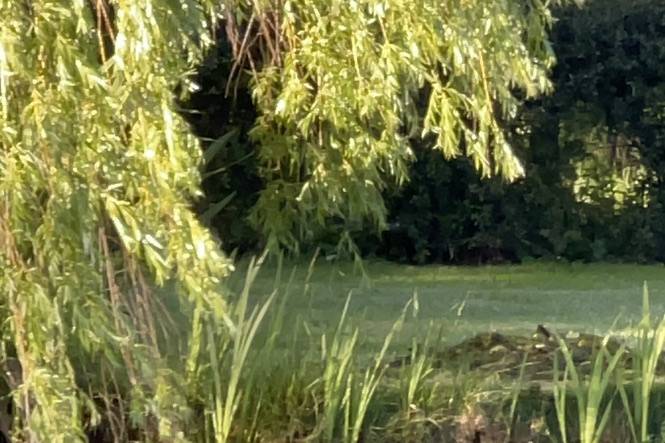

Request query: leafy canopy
[
  {"left": 0, "top": 0, "right": 231, "bottom": 440},
  {"left": 231, "top": 0, "right": 576, "bottom": 249}
]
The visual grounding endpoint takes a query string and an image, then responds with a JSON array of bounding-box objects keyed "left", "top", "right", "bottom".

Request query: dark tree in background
[{"left": 182, "top": 38, "right": 263, "bottom": 254}]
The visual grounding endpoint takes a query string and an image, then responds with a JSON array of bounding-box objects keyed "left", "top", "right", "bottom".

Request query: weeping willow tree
[
  {"left": 0, "top": 0, "right": 573, "bottom": 441},
  {"left": 222, "top": 0, "right": 579, "bottom": 250},
  {"left": 0, "top": 1, "right": 233, "bottom": 441}
]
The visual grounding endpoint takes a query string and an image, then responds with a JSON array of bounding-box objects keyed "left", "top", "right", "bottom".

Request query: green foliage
[
  {"left": 10, "top": 0, "right": 665, "bottom": 440},
  {"left": 0, "top": 1, "right": 234, "bottom": 440},
  {"left": 0, "top": 0, "right": 576, "bottom": 438},
  {"left": 618, "top": 283, "right": 665, "bottom": 443},
  {"left": 553, "top": 335, "right": 625, "bottom": 443},
  {"left": 206, "top": 258, "right": 274, "bottom": 443},
  {"left": 219, "top": 0, "right": 572, "bottom": 250}
]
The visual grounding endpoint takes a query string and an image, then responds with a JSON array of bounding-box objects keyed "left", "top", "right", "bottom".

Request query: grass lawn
[{"left": 228, "top": 258, "right": 665, "bottom": 354}]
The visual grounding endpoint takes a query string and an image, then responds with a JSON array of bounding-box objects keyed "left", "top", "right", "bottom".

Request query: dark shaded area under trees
[{"left": 183, "top": 0, "right": 665, "bottom": 264}]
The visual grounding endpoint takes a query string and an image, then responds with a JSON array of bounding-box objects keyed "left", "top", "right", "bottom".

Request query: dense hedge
[{"left": 184, "top": 0, "right": 665, "bottom": 264}]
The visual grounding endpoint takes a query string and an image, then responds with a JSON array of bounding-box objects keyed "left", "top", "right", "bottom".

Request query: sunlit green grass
[{"left": 228, "top": 258, "right": 665, "bottom": 353}]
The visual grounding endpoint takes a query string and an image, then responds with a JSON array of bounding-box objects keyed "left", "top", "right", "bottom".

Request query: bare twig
[{"left": 99, "top": 227, "right": 138, "bottom": 386}]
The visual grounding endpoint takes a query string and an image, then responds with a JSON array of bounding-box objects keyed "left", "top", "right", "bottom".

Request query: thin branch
[
  {"left": 226, "top": 12, "right": 257, "bottom": 97},
  {"left": 99, "top": 227, "right": 138, "bottom": 386}
]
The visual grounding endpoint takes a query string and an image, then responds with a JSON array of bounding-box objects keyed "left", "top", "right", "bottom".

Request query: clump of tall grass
[
  {"left": 553, "top": 333, "right": 625, "bottom": 443},
  {"left": 132, "top": 260, "right": 665, "bottom": 442},
  {"left": 193, "top": 255, "right": 509, "bottom": 443},
  {"left": 552, "top": 282, "right": 665, "bottom": 443},
  {"left": 204, "top": 257, "right": 274, "bottom": 443},
  {"left": 618, "top": 282, "right": 665, "bottom": 443}
]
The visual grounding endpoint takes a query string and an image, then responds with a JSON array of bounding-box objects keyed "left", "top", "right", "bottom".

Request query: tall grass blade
[
  {"left": 555, "top": 334, "right": 624, "bottom": 443},
  {"left": 347, "top": 297, "right": 414, "bottom": 442},
  {"left": 553, "top": 352, "right": 569, "bottom": 443},
  {"left": 624, "top": 282, "right": 665, "bottom": 443},
  {"left": 208, "top": 257, "right": 274, "bottom": 443}
]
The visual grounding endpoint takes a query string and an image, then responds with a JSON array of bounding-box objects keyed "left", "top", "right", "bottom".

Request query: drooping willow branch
[{"left": 216, "top": 0, "right": 574, "bottom": 250}]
